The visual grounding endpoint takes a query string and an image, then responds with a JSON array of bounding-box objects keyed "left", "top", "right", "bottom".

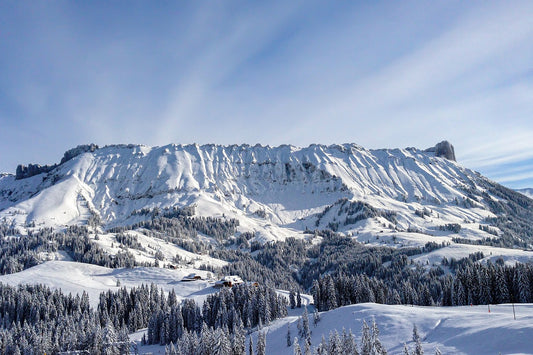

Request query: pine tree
[
  {"left": 166, "top": 342, "right": 178, "bottom": 355},
  {"left": 287, "top": 324, "right": 293, "bottom": 347},
  {"left": 316, "top": 335, "right": 327, "bottom": 355},
  {"left": 304, "top": 338, "right": 312, "bottom": 355},
  {"left": 102, "top": 321, "right": 120, "bottom": 355},
  {"left": 478, "top": 268, "right": 492, "bottom": 305},
  {"left": 452, "top": 279, "right": 466, "bottom": 306},
  {"left": 495, "top": 268, "right": 510, "bottom": 304},
  {"left": 290, "top": 290, "right": 296, "bottom": 309},
  {"left": 198, "top": 323, "right": 213, "bottom": 355},
  {"left": 218, "top": 327, "right": 232, "bottom": 355},
  {"left": 341, "top": 328, "right": 358, "bottom": 355},
  {"left": 313, "top": 308, "right": 321, "bottom": 327},
  {"left": 302, "top": 307, "right": 311, "bottom": 343},
  {"left": 233, "top": 320, "right": 246, "bottom": 355},
  {"left": 328, "top": 330, "right": 341, "bottom": 355},
  {"left": 256, "top": 331, "right": 266, "bottom": 355},
  {"left": 325, "top": 276, "right": 338, "bottom": 310},
  {"left": 413, "top": 324, "right": 423, "bottom": 355},
  {"left": 293, "top": 338, "right": 302, "bottom": 355},
  {"left": 312, "top": 280, "right": 321, "bottom": 311},
  {"left": 249, "top": 335, "right": 254, "bottom": 355},
  {"left": 371, "top": 320, "right": 387, "bottom": 355},
  {"left": 297, "top": 290, "right": 302, "bottom": 308},
  {"left": 361, "top": 320, "right": 371, "bottom": 355},
  {"left": 515, "top": 266, "right": 531, "bottom": 303}
]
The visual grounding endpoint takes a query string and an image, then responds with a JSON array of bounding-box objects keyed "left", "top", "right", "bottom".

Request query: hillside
[{"left": 253, "top": 302, "right": 533, "bottom": 355}]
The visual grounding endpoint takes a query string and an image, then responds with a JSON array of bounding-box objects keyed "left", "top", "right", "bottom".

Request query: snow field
[
  {"left": 0, "top": 260, "right": 219, "bottom": 308},
  {"left": 251, "top": 303, "right": 533, "bottom": 355}
]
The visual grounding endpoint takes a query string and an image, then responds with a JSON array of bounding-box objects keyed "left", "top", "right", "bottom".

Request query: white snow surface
[
  {"left": 412, "top": 243, "right": 533, "bottom": 267},
  {"left": 2, "top": 143, "right": 533, "bottom": 283},
  {"left": 0, "top": 143, "right": 500, "bottom": 246},
  {"left": 90, "top": 230, "right": 228, "bottom": 269},
  {"left": 517, "top": 188, "right": 533, "bottom": 199},
  {"left": 3, "top": 143, "right": 533, "bottom": 354},
  {"left": 252, "top": 303, "right": 533, "bottom": 355},
  {"left": 0, "top": 260, "right": 218, "bottom": 308},
  {"left": 131, "top": 302, "right": 533, "bottom": 355}
]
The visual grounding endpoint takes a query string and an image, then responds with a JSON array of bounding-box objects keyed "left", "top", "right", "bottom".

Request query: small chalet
[
  {"left": 181, "top": 273, "right": 203, "bottom": 282},
  {"left": 213, "top": 275, "right": 244, "bottom": 288}
]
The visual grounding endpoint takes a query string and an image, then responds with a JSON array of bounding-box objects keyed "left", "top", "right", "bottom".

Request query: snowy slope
[
  {"left": 90, "top": 230, "right": 229, "bottom": 269},
  {"left": 130, "top": 302, "right": 533, "bottom": 355},
  {"left": 251, "top": 303, "right": 533, "bottom": 355},
  {"left": 0, "top": 143, "right": 502, "bottom": 245},
  {"left": 517, "top": 188, "right": 533, "bottom": 199},
  {"left": 0, "top": 259, "right": 219, "bottom": 308}
]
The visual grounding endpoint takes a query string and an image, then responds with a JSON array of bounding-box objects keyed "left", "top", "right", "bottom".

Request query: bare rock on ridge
[{"left": 425, "top": 141, "right": 456, "bottom": 161}]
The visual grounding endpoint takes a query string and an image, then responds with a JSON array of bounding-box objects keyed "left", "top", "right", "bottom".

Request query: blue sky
[{"left": 1, "top": 1, "right": 532, "bottom": 188}]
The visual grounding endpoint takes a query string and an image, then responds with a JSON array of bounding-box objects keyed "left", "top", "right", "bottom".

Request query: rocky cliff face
[
  {"left": 425, "top": 140, "right": 456, "bottom": 161},
  {"left": 15, "top": 164, "right": 57, "bottom": 180},
  {"left": 60, "top": 144, "right": 99, "bottom": 164}
]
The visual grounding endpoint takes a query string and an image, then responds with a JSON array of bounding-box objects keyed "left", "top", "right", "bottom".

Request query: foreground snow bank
[{"left": 257, "top": 303, "right": 533, "bottom": 355}]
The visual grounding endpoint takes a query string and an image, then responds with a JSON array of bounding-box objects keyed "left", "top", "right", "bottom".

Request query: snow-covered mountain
[
  {"left": 517, "top": 188, "right": 533, "bottom": 199},
  {"left": 1, "top": 141, "right": 532, "bottom": 249}
]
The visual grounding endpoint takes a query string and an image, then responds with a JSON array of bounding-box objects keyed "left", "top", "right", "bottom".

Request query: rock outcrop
[
  {"left": 60, "top": 144, "right": 99, "bottom": 164},
  {"left": 425, "top": 141, "right": 456, "bottom": 161},
  {"left": 15, "top": 164, "right": 57, "bottom": 180}
]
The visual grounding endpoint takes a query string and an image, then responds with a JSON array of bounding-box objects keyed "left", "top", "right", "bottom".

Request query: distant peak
[{"left": 425, "top": 140, "right": 456, "bottom": 161}]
